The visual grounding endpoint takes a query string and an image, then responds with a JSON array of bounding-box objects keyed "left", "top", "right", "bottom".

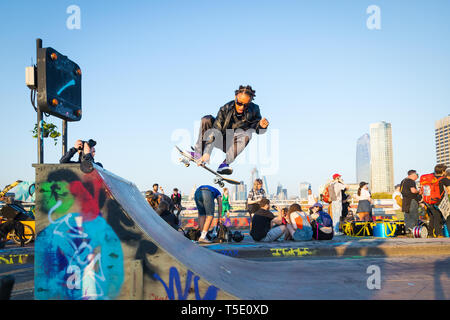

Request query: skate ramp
[{"left": 33, "top": 164, "right": 381, "bottom": 300}]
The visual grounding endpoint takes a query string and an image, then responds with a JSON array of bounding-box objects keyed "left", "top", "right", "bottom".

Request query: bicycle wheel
[{"left": 12, "top": 224, "right": 35, "bottom": 245}]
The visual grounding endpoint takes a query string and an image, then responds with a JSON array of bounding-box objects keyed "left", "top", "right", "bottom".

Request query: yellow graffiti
[
  {"left": 0, "top": 254, "right": 29, "bottom": 264},
  {"left": 270, "top": 248, "right": 315, "bottom": 257}
]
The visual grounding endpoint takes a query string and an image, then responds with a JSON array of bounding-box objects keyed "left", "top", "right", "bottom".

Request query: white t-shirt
[
  {"left": 332, "top": 182, "right": 346, "bottom": 202},
  {"left": 356, "top": 188, "right": 371, "bottom": 201}
]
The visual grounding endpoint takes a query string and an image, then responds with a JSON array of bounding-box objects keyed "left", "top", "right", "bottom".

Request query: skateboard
[{"left": 175, "top": 146, "right": 240, "bottom": 188}]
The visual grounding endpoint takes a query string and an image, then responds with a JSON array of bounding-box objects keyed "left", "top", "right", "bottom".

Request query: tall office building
[
  {"left": 236, "top": 181, "right": 247, "bottom": 201},
  {"left": 370, "top": 121, "right": 394, "bottom": 193},
  {"left": 262, "top": 176, "right": 270, "bottom": 198},
  {"left": 356, "top": 133, "right": 371, "bottom": 184},
  {"left": 436, "top": 115, "right": 450, "bottom": 167},
  {"left": 299, "top": 182, "right": 311, "bottom": 200}
]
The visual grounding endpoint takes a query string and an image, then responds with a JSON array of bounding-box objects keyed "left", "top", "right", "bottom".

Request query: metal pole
[
  {"left": 62, "top": 120, "right": 68, "bottom": 156},
  {"left": 36, "top": 38, "right": 44, "bottom": 164}
]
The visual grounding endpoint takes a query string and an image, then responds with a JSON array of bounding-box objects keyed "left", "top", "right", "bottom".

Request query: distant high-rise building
[
  {"left": 188, "top": 185, "right": 197, "bottom": 201},
  {"left": 236, "top": 181, "right": 247, "bottom": 201},
  {"left": 251, "top": 167, "right": 260, "bottom": 186},
  {"left": 436, "top": 115, "right": 450, "bottom": 167},
  {"left": 299, "top": 182, "right": 311, "bottom": 200},
  {"left": 262, "top": 176, "right": 270, "bottom": 198},
  {"left": 370, "top": 121, "right": 394, "bottom": 193},
  {"left": 356, "top": 133, "right": 371, "bottom": 184}
]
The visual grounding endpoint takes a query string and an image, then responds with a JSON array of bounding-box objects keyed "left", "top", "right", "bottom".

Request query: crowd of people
[
  {"left": 59, "top": 138, "right": 450, "bottom": 241},
  {"left": 319, "top": 165, "right": 450, "bottom": 238}
]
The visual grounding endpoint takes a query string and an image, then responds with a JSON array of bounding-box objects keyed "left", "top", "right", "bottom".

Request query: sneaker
[
  {"left": 189, "top": 151, "right": 202, "bottom": 161},
  {"left": 217, "top": 161, "right": 233, "bottom": 175},
  {"left": 198, "top": 238, "right": 212, "bottom": 244}
]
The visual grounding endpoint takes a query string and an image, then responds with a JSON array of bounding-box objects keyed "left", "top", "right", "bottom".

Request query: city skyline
[{"left": 1, "top": 2, "right": 449, "bottom": 198}]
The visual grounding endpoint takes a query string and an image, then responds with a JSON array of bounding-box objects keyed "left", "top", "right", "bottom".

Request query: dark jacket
[
  {"left": 213, "top": 100, "right": 264, "bottom": 134},
  {"left": 157, "top": 209, "right": 179, "bottom": 230},
  {"left": 250, "top": 208, "right": 276, "bottom": 241},
  {"left": 59, "top": 147, "right": 82, "bottom": 164},
  {"left": 204, "top": 100, "right": 265, "bottom": 154},
  {"left": 60, "top": 148, "right": 103, "bottom": 172}
]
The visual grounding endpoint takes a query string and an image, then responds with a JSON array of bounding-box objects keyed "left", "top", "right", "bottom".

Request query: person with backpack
[
  {"left": 284, "top": 203, "right": 313, "bottom": 241},
  {"left": 194, "top": 185, "right": 223, "bottom": 243},
  {"left": 420, "top": 164, "right": 448, "bottom": 237},
  {"left": 309, "top": 202, "right": 334, "bottom": 240},
  {"left": 329, "top": 173, "right": 347, "bottom": 234},
  {"left": 400, "top": 169, "right": 422, "bottom": 235}
]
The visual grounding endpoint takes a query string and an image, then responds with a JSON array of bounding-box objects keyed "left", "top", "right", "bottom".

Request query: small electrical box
[{"left": 25, "top": 66, "right": 36, "bottom": 89}]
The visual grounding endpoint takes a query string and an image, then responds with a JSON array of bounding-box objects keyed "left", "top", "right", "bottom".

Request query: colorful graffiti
[
  {"left": 0, "top": 253, "right": 31, "bottom": 264},
  {"left": 270, "top": 247, "right": 316, "bottom": 257},
  {"left": 35, "top": 170, "right": 124, "bottom": 300},
  {"left": 153, "top": 266, "right": 219, "bottom": 300}
]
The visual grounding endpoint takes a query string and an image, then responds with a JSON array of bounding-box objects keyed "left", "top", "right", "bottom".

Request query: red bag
[
  {"left": 420, "top": 173, "right": 444, "bottom": 205},
  {"left": 322, "top": 184, "right": 332, "bottom": 204}
]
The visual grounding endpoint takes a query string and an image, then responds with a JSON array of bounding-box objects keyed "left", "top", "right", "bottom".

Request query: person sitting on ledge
[
  {"left": 156, "top": 200, "right": 180, "bottom": 231},
  {"left": 250, "top": 199, "right": 287, "bottom": 242},
  {"left": 309, "top": 202, "right": 334, "bottom": 240}
]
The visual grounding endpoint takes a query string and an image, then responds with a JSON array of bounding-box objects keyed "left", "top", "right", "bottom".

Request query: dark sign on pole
[{"left": 36, "top": 47, "right": 82, "bottom": 122}]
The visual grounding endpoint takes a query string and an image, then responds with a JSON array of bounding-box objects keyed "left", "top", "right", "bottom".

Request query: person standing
[
  {"left": 194, "top": 185, "right": 223, "bottom": 244},
  {"left": 355, "top": 182, "right": 373, "bottom": 221},
  {"left": 247, "top": 179, "right": 266, "bottom": 220},
  {"left": 421, "top": 164, "right": 448, "bottom": 237},
  {"left": 171, "top": 188, "right": 182, "bottom": 219},
  {"left": 307, "top": 188, "right": 317, "bottom": 206},
  {"left": 400, "top": 170, "right": 421, "bottom": 234},
  {"left": 329, "top": 173, "right": 346, "bottom": 234},
  {"left": 221, "top": 188, "right": 231, "bottom": 218}
]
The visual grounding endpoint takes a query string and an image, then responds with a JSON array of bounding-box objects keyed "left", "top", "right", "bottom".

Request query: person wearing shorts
[
  {"left": 194, "top": 185, "right": 222, "bottom": 243},
  {"left": 250, "top": 198, "right": 286, "bottom": 242}
]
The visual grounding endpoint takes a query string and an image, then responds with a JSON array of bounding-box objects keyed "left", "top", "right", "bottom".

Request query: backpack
[
  {"left": 183, "top": 228, "right": 201, "bottom": 241},
  {"left": 322, "top": 183, "right": 332, "bottom": 204},
  {"left": 291, "top": 211, "right": 313, "bottom": 240},
  {"left": 420, "top": 173, "right": 444, "bottom": 205},
  {"left": 328, "top": 182, "right": 337, "bottom": 202},
  {"left": 212, "top": 221, "right": 232, "bottom": 243}
]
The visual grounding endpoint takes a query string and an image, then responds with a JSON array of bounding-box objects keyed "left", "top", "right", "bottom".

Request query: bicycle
[{"left": 0, "top": 218, "right": 35, "bottom": 246}]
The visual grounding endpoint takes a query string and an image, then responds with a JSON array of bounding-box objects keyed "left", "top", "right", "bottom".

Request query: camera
[
  {"left": 78, "top": 139, "right": 97, "bottom": 150},
  {"left": 271, "top": 205, "right": 277, "bottom": 210}
]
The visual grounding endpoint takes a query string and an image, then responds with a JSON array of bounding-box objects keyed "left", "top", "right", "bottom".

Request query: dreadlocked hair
[{"left": 235, "top": 85, "right": 256, "bottom": 100}]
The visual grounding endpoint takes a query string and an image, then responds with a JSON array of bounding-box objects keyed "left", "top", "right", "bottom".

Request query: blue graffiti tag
[{"left": 153, "top": 266, "right": 219, "bottom": 300}]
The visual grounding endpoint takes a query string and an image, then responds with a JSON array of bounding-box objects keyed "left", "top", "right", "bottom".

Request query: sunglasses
[{"left": 235, "top": 98, "right": 249, "bottom": 107}]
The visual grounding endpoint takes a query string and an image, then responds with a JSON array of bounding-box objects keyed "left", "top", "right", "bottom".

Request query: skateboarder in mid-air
[{"left": 190, "top": 85, "right": 269, "bottom": 175}]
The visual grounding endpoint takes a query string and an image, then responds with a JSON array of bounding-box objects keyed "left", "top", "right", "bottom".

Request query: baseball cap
[
  {"left": 332, "top": 173, "right": 341, "bottom": 180},
  {"left": 312, "top": 202, "right": 323, "bottom": 208}
]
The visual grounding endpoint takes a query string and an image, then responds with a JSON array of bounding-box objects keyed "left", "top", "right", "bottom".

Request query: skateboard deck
[{"left": 175, "top": 146, "right": 240, "bottom": 188}]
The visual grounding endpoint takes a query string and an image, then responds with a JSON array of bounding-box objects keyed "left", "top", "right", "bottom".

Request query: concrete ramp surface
[{"left": 33, "top": 164, "right": 392, "bottom": 300}]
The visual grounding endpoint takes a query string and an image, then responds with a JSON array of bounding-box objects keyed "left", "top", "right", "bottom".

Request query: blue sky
[{"left": 0, "top": 0, "right": 449, "bottom": 197}]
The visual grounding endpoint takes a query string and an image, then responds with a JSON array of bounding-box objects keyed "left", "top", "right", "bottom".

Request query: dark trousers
[
  {"left": 426, "top": 204, "right": 444, "bottom": 237},
  {"left": 403, "top": 199, "right": 419, "bottom": 231},
  {"left": 194, "top": 115, "right": 252, "bottom": 164}
]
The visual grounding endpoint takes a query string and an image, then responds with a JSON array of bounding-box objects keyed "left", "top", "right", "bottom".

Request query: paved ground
[
  {"left": 3, "top": 253, "right": 450, "bottom": 300},
  {"left": 2, "top": 209, "right": 450, "bottom": 300}
]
